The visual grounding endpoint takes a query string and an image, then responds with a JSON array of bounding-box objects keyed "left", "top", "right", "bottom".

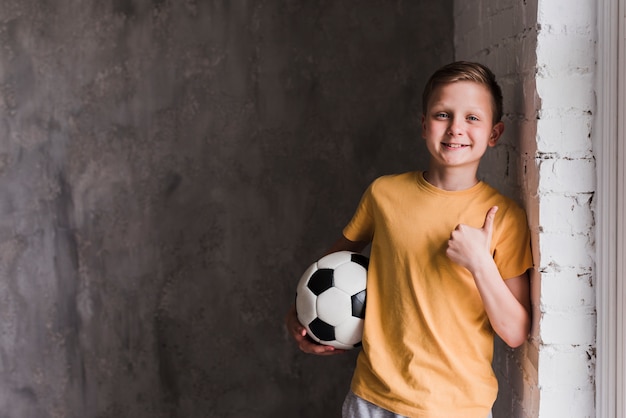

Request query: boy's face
[{"left": 421, "top": 81, "right": 504, "bottom": 173}]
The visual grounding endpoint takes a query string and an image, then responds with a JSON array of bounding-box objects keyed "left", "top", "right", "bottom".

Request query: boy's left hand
[{"left": 446, "top": 206, "right": 498, "bottom": 272}]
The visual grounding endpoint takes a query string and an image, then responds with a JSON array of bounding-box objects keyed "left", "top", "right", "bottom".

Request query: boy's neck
[{"left": 422, "top": 169, "right": 480, "bottom": 191}]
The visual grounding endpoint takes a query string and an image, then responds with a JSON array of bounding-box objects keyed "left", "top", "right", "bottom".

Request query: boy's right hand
[{"left": 285, "top": 305, "right": 346, "bottom": 356}]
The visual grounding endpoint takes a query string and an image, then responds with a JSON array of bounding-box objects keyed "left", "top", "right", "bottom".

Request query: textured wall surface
[{"left": 0, "top": 1, "right": 453, "bottom": 417}]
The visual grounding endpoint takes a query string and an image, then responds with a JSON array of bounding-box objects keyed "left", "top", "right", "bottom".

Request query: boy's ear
[
  {"left": 421, "top": 114, "right": 426, "bottom": 138},
  {"left": 488, "top": 122, "right": 505, "bottom": 147}
]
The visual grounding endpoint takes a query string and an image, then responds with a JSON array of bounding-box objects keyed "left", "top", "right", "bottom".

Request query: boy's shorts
[{"left": 342, "top": 391, "right": 493, "bottom": 418}]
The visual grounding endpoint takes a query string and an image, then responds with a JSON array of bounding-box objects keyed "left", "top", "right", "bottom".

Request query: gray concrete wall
[{"left": 0, "top": 1, "right": 453, "bottom": 417}]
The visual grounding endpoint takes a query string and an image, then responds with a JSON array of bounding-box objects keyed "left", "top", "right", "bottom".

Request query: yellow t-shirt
[{"left": 343, "top": 172, "right": 533, "bottom": 418}]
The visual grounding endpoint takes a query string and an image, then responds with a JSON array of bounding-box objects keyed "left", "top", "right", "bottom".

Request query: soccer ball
[{"left": 295, "top": 251, "right": 369, "bottom": 350}]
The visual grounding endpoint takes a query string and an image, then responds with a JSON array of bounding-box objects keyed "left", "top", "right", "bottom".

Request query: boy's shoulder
[
  {"left": 366, "top": 171, "right": 419, "bottom": 193},
  {"left": 480, "top": 181, "right": 523, "bottom": 205},
  {"left": 371, "top": 171, "right": 418, "bottom": 186},
  {"left": 479, "top": 182, "right": 529, "bottom": 223}
]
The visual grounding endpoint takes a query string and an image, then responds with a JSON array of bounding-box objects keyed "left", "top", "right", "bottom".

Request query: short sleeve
[
  {"left": 493, "top": 204, "right": 534, "bottom": 280},
  {"left": 343, "top": 183, "right": 375, "bottom": 244}
]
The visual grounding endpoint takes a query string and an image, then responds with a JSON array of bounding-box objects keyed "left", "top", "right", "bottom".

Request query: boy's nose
[{"left": 447, "top": 120, "right": 463, "bottom": 136}]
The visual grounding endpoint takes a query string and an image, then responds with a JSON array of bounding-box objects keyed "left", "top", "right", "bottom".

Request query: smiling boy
[{"left": 286, "top": 61, "right": 533, "bottom": 418}]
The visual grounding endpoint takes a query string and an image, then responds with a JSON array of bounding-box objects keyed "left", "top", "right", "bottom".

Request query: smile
[{"left": 442, "top": 143, "right": 469, "bottom": 149}]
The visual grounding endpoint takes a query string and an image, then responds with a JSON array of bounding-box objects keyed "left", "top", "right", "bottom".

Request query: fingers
[
  {"left": 447, "top": 206, "right": 499, "bottom": 270},
  {"left": 285, "top": 306, "right": 344, "bottom": 355},
  {"left": 482, "top": 206, "right": 498, "bottom": 245},
  {"left": 482, "top": 205, "right": 498, "bottom": 230},
  {"left": 300, "top": 336, "right": 345, "bottom": 355},
  {"left": 294, "top": 327, "right": 344, "bottom": 355}
]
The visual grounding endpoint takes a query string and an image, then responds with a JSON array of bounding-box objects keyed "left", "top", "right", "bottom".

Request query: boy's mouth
[{"left": 442, "top": 143, "right": 468, "bottom": 149}]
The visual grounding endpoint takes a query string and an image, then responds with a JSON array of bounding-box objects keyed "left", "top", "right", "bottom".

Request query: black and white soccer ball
[{"left": 295, "top": 251, "right": 369, "bottom": 350}]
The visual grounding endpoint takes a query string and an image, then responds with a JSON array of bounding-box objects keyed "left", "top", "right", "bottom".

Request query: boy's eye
[
  {"left": 435, "top": 112, "right": 449, "bottom": 119},
  {"left": 467, "top": 115, "right": 479, "bottom": 121}
]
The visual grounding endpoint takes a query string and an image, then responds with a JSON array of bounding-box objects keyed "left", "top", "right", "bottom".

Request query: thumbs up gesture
[{"left": 446, "top": 206, "right": 498, "bottom": 273}]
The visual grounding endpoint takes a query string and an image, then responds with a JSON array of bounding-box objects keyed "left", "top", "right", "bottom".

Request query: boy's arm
[
  {"left": 285, "top": 235, "right": 369, "bottom": 355},
  {"left": 470, "top": 266, "right": 531, "bottom": 348},
  {"left": 446, "top": 206, "right": 531, "bottom": 348},
  {"left": 503, "top": 271, "right": 531, "bottom": 317}
]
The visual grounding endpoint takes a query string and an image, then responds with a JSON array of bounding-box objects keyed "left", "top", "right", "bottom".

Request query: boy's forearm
[{"left": 470, "top": 260, "right": 531, "bottom": 348}]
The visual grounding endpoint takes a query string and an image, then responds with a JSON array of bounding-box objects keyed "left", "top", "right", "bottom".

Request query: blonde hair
[{"left": 421, "top": 61, "right": 503, "bottom": 123}]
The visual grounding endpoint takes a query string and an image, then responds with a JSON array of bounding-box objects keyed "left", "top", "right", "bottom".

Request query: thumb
[{"left": 482, "top": 206, "right": 498, "bottom": 237}]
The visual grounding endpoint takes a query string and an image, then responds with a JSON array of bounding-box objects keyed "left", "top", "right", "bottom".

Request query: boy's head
[{"left": 422, "top": 61, "right": 503, "bottom": 124}]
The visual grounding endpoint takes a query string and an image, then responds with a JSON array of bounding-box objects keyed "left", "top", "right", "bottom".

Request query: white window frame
[{"left": 596, "top": 0, "right": 625, "bottom": 417}]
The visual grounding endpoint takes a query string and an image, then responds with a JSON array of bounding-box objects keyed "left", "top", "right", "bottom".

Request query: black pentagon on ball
[
  {"left": 351, "top": 289, "right": 366, "bottom": 318},
  {"left": 306, "top": 268, "right": 334, "bottom": 295},
  {"left": 309, "top": 317, "right": 335, "bottom": 341},
  {"left": 350, "top": 253, "right": 370, "bottom": 270}
]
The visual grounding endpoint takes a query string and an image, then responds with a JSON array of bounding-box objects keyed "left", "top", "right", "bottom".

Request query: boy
[{"left": 286, "top": 61, "right": 533, "bottom": 418}]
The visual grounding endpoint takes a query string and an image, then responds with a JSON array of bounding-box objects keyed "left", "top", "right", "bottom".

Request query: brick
[
  {"left": 539, "top": 312, "right": 595, "bottom": 345},
  {"left": 537, "top": 158, "right": 595, "bottom": 194},
  {"left": 536, "top": 113, "right": 593, "bottom": 157},
  {"left": 538, "top": 231, "right": 594, "bottom": 270},
  {"left": 538, "top": 387, "right": 595, "bottom": 418},
  {"left": 536, "top": 73, "right": 594, "bottom": 110},
  {"left": 536, "top": 34, "right": 595, "bottom": 72},
  {"left": 538, "top": 194, "right": 594, "bottom": 234},
  {"left": 537, "top": 0, "right": 596, "bottom": 28},
  {"left": 537, "top": 345, "right": 594, "bottom": 390},
  {"left": 538, "top": 268, "right": 595, "bottom": 309}
]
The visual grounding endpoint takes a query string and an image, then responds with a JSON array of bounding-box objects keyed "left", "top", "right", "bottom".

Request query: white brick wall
[
  {"left": 535, "top": 1, "right": 597, "bottom": 416},
  {"left": 454, "top": 0, "right": 597, "bottom": 417}
]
